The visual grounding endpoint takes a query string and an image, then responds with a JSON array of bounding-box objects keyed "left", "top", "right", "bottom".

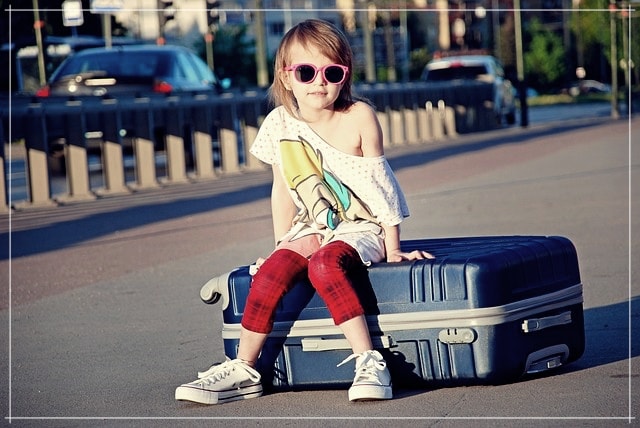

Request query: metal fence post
[
  {"left": 240, "top": 92, "right": 266, "bottom": 171},
  {"left": 131, "top": 96, "right": 159, "bottom": 190},
  {"left": 439, "top": 100, "right": 457, "bottom": 137},
  {"left": 219, "top": 94, "right": 240, "bottom": 174},
  {"left": 17, "top": 102, "right": 56, "bottom": 208},
  {"left": 56, "top": 101, "right": 96, "bottom": 203},
  {"left": 402, "top": 84, "right": 419, "bottom": 145},
  {"left": 414, "top": 85, "right": 430, "bottom": 142},
  {"left": 163, "top": 96, "right": 189, "bottom": 184},
  {"left": 426, "top": 101, "right": 444, "bottom": 140},
  {"left": 389, "top": 84, "right": 405, "bottom": 146},
  {"left": 190, "top": 95, "right": 216, "bottom": 180},
  {"left": 97, "top": 98, "right": 130, "bottom": 195}
]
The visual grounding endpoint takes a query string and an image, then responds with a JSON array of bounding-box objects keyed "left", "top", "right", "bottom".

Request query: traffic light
[
  {"left": 207, "top": 0, "right": 221, "bottom": 32},
  {"left": 158, "top": 0, "right": 176, "bottom": 31}
]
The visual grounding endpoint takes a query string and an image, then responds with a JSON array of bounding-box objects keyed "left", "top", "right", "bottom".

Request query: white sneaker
[
  {"left": 338, "top": 350, "right": 393, "bottom": 401},
  {"left": 175, "top": 358, "right": 263, "bottom": 405}
]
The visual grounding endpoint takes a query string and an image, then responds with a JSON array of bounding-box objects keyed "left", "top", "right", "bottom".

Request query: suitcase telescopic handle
[
  {"left": 302, "top": 335, "right": 395, "bottom": 352},
  {"left": 199, "top": 271, "right": 231, "bottom": 309}
]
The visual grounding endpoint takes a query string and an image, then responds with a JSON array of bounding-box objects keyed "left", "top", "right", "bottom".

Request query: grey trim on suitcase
[{"left": 221, "top": 283, "right": 583, "bottom": 343}]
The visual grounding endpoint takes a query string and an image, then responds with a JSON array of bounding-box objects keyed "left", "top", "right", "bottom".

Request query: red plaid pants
[{"left": 241, "top": 241, "right": 365, "bottom": 334}]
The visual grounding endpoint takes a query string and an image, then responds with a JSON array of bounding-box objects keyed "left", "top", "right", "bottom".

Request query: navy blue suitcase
[{"left": 200, "top": 235, "right": 585, "bottom": 388}]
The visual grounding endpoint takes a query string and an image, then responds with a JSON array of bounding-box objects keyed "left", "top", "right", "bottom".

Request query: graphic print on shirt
[{"left": 280, "top": 137, "right": 377, "bottom": 230}]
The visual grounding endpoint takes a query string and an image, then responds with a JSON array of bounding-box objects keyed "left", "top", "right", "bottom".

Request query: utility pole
[
  {"left": 103, "top": 14, "right": 112, "bottom": 48},
  {"left": 399, "top": 7, "right": 409, "bottom": 81},
  {"left": 157, "top": 0, "right": 176, "bottom": 45},
  {"left": 609, "top": 0, "right": 620, "bottom": 119},
  {"left": 206, "top": 0, "right": 221, "bottom": 71},
  {"left": 360, "top": 1, "right": 376, "bottom": 83},
  {"left": 254, "top": 0, "right": 269, "bottom": 88},
  {"left": 437, "top": 0, "right": 450, "bottom": 51},
  {"left": 492, "top": 0, "right": 501, "bottom": 59},
  {"left": 513, "top": 0, "right": 524, "bottom": 82},
  {"left": 382, "top": 10, "right": 396, "bottom": 82},
  {"left": 620, "top": 3, "right": 630, "bottom": 104},
  {"left": 513, "top": 0, "right": 528, "bottom": 127},
  {"left": 32, "top": 0, "right": 46, "bottom": 86}
]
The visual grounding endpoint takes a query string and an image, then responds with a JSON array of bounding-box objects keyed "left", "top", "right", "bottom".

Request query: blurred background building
[{"left": 1, "top": 0, "right": 638, "bottom": 96}]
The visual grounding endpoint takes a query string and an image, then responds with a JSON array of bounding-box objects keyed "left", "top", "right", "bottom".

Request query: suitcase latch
[{"left": 438, "top": 328, "right": 476, "bottom": 344}]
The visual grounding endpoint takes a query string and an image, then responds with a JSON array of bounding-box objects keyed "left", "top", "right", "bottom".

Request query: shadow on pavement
[
  {"left": 387, "top": 117, "right": 612, "bottom": 172},
  {"left": 576, "top": 296, "right": 640, "bottom": 370},
  {"left": 1, "top": 180, "right": 272, "bottom": 259}
]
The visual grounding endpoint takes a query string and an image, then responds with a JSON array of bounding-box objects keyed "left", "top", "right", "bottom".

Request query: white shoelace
[
  {"left": 337, "top": 351, "right": 387, "bottom": 382},
  {"left": 195, "top": 359, "right": 260, "bottom": 385}
]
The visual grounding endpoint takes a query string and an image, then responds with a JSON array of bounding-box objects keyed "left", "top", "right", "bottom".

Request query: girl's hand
[
  {"left": 249, "top": 257, "right": 266, "bottom": 275},
  {"left": 386, "top": 249, "right": 434, "bottom": 263}
]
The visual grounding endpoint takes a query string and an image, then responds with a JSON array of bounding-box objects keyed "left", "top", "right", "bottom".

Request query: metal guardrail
[{"left": 0, "top": 82, "right": 498, "bottom": 212}]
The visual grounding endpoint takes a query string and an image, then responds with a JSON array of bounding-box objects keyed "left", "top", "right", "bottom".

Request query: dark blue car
[{"left": 36, "top": 44, "right": 220, "bottom": 97}]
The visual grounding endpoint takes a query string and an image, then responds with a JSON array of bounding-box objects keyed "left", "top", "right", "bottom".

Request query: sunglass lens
[
  {"left": 295, "top": 65, "right": 317, "bottom": 83},
  {"left": 324, "top": 66, "right": 345, "bottom": 84}
]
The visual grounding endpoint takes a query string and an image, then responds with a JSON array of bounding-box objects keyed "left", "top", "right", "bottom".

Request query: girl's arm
[
  {"left": 270, "top": 164, "right": 297, "bottom": 244},
  {"left": 382, "top": 223, "right": 434, "bottom": 262},
  {"left": 355, "top": 102, "right": 384, "bottom": 157},
  {"left": 356, "top": 102, "right": 433, "bottom": 262}
]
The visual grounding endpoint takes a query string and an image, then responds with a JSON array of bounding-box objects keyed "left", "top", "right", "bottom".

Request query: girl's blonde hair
[{"left": 269, "top": 19, "right": 355, "bottom": 116}]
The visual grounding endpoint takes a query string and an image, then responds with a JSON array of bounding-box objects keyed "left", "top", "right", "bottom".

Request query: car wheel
[{"left": 494, "top": 111, "right": 502, "bottom": 126}]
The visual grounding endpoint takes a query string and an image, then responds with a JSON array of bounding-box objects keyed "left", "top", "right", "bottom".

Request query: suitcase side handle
[
  {"left": 521, "top": 311, "right": 572, "bottom": 333},
  {"left": 301, "top": 335, "right": 395, "bottom": 352}
]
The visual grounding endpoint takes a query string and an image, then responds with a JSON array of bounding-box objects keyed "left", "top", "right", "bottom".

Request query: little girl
[{"left": 176, "top": 19, "right": 432, "bottom": 405}]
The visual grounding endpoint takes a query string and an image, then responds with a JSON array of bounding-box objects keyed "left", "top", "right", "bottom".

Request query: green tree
[
  {"left": 524, "top": 18, "right": 566, "bottom": 93},
  {"left": 570, "top": 1, "right": 610, "bottom": 83},
  {"left": 499, "top": 13, "right": 516, "bottom": 71},
  {"left": 195, "top": 25, "right": 258, "bottom": 89},
  {"left": 409, "top": 47, "right": 430, "bottom": 80}
]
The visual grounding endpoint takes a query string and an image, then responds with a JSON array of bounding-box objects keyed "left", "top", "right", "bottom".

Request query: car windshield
[
  {"left": 56, "top": 51, "right": 165, "bottom": 78},
  {"left": 426, "top": 65, "right": 488, "bottom": 81}
]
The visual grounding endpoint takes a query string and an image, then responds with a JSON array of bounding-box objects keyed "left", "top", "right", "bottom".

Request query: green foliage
[
  {"left": 409, "top": 47, "right": 430, "bottom": 80},
  {"left": 524, "top": 18, "right": 566, "bottom": 92},
  {"left": 499, "top": 14, "right": 516, "bottom": 69},
  {"left": 569, "top": 2, "right": 612, "bottom": 83},
  {"left": 570, "top": 0, "right": 610, "bottom": 52},
  {"left": 194, "top": 25, "right": 258, "bottom": 89}
]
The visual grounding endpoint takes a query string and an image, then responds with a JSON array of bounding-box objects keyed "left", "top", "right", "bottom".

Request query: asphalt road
[{"left": 0, "top": 113, "right": 638, "bottom": 426}]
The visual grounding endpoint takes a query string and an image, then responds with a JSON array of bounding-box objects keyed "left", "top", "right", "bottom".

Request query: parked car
[
  {"left": 422, "top": 55, "right": 516, "bottom": 125},
  {"left": 36, "top": 44, "right": 220, "bottom": 97},
  {"left": 567, "top": 79, "right": 611, "bottom": 97}
]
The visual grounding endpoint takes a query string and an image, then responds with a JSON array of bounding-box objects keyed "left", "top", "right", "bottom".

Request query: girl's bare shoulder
[
  {"left": 346, "top": 101, "right": 377, "bottom": 125},
  {"left": 348, "top": 100, "right": 378, "bottom": 119},
  {"left": 345, "top": 101, "right": 383, "bottom": 157}
]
